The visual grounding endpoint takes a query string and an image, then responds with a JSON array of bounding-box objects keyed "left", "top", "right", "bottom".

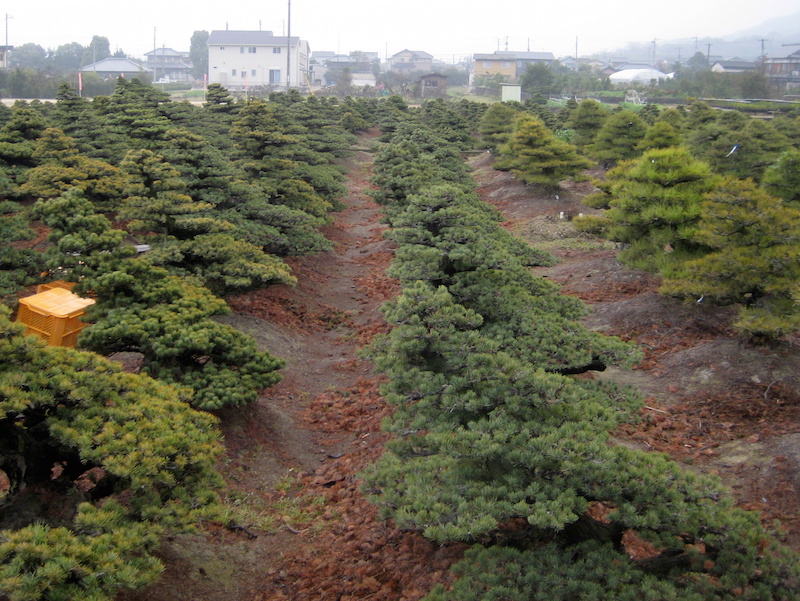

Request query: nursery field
[{"left": 120, "top": 130, "right": 800, "bottom": 601}]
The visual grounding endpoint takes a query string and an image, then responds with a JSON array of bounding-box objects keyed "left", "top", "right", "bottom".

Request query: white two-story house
[{"left": 207, "top": 30, "right": 310, "bottom": 89}]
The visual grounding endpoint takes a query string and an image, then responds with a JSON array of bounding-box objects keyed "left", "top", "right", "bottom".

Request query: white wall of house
[{"left": 208, "top": 31, "right": 310, "bottom": 88}]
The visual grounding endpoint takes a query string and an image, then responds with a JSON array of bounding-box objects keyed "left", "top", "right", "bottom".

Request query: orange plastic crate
[
  {"left": 17, "top": 288, "right": 96, "bottom": 347},
  {"left": 36, "top": 280, "right": 76, "bottom": 293}
]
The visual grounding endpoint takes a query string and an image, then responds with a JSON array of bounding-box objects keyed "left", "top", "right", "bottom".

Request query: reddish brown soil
[{"left": 121, "top": 133, "right": 800, "bottom": 601}]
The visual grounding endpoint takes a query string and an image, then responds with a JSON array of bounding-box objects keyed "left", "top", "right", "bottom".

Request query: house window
[
  {"left": 232, "top": 69, "right": 237, "bottom": 76},
  {"left": 502, "top": 61, "right": 510, "bottom": 68},
  {"left": 273, "top": 47, "right": 281, "bottom": 54},
  {"left": 219, "top": 46, "right": 225, "bottom": 50},
  {"left": 249, "top": 47, "right": 257, "bottom": 54},
  {"left": 241, "top": 70, "right": 247, "bottom": 78},
  {"left": 240, "top": 47, "right": 245, "bottom": 54},
  {"left": 269, "top": 69, "right": 281, "bottom": 83},
  {"left": 251, "top": 69, "right": 257, "bottom": 76},
  {"left": 483, "top": 61, "right": 491, "bottom": 68}
]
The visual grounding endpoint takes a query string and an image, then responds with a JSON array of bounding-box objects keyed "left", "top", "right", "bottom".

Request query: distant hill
[{"left": 591, "top": 10, "right": 800, "bottom": 65}]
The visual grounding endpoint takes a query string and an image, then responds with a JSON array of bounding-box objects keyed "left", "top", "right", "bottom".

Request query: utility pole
[
  {"left": 153, "top": 27, "right": 157, "bottom": 82},
  {"left": 4, "top": 14, "right": 11, "bottom": 70},
  {"left": 706, "top": 42, "right": 711, "bottom": 69},
  {"left": 286, "top": 0, "right": 291, "bottom": 91}
]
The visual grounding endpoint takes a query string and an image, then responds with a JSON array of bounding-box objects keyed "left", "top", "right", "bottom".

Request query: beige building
[
  {"left": 473, "top": 51, "right": 555, "bottom": 82},
  {"left": 389, "top": 49, "right": 433, "bottom": 73}
]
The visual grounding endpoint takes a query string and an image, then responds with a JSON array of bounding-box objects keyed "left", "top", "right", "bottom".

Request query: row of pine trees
[
  {"left": 363, "top": 98, "right": 800, "bottom": 599},
  {"left": 0, "top": 80, "right": 381, "bottom": 599}
]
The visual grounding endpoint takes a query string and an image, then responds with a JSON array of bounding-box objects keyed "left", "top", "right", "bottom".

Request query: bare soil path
[{"left": 122, "top": 134, "right": 800, "bottom": 601}]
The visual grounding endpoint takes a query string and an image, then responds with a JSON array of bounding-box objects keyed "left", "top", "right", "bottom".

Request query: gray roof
[
  {"left": 80, "top": 57, "right": 145, "bottom": 73},
  {"left": 392, "top": 49, "right": 433, "bottom": 59},
  {"left": 474, "top": 51, "right": 554, "bottom": 61},
  {"left": 145, "top": 47, "right": 186, "bottom": 57},
  {"left": 208, "top": 30, "right": 300, "bottom": 46}
]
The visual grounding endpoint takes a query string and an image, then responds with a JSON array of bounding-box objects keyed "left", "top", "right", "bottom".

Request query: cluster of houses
[{"left": 66, "top": 29, "right": 800, "bottom": 95}]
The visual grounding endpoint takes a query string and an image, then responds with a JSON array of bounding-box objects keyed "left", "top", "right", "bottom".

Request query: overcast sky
[{"left": 6, "top": 0, "right": 800, "bottom": 63}]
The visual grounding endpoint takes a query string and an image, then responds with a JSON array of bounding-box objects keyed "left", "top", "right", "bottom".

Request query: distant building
[
  {"left": 80, "top": 57, "right": 147, "bottom": 79},
  {"left": 711, "top": 59, "right": 758, "bottom": 73},
  {"left": 207, "top": 30, "right": 310, "bottom": 89},
  {"left": 473, "top": 51, "right": 554, "bottom": 82},
  {"left": 0, "top": 45, "right": 12, "bottom": 69},
  {"left": 764, "top": 48, "right": 800, "bottom": 92},
  {"left": 417, "top": 72, "right": 448, "bottom": 98},
  {"left": 608, "top": 68, "right": 670, "bottom": 85},
  {"left": 389, "top": 49, "right": 433, "bottom": 73},
  {"left": 311, "top": 51, "right": 379, "bottom": 87},
  {"left": 145, "top": 47, "right": 193, "bottom": 83}
]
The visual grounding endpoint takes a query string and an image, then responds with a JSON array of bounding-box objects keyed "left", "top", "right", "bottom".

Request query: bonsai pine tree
[
  {"left": 477, "top": 101, "right": 522, "bottom": 152},
  {"left": 0, "top": 102, "right": 51, "bottom": 185},
  {"left": 32, "top": 188, "right": 135, "bottom": 285},
  {"left": 0, "top": 200, "right": 39, "bottom": 295},
  {"left": 564, "top": 98, "right": 607, "bottom": 149},
  {"left": 661, "top": 177, "right": 800, "bottom": 339},
  {"left": 119, "top": 148, "right": 215, "bottom": 242},
  {"left": 0, "top": 307, "right": 223, "bottom": 600},
  {"left": 601, "top": 146, "right": 719, "bottom": 272},
  {"left": 79, "top": 261, "right": 286, "bottom": 410},
  {"left": 762, "top": 147, "right": 800, "bottom": 208},
  {"left": 495, "top": 114, "right": 593, "bottom": 190},
  {"left": 119, "top": 147, "right": 295, "bottom": 294},
  {"left": 589, "top": 109, "right": 647, "bottom": 165},
  {"left": 19, "top": 128, "right": 128, "bottom": 209},
  {"left": 637, "top": 120, "right": 683, "bottom": 152},
  {"left": 688, "top": 111, "right": 790, "bottom": 182}
]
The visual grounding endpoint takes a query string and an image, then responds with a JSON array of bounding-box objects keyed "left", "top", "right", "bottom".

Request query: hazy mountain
[{"left": 593, "top": 10, "right": 800, "bottom": 65}]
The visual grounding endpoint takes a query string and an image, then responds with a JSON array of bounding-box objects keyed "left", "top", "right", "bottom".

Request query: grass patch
[{"left": 221, "top": 471, "right": 331, "bottom": 535}]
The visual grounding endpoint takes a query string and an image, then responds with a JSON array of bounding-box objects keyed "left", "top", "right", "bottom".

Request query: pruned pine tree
[
  {"left": 601, "top": 146, "right": 719, "bottom": 272},
  {"left": 419, "top": 98, "right": 475, "bottom": 150},
  {"left": 637, "top": 120, "right": 683, "bottom": 152},
  {"left": 661, "top": 177, "right": 800, "bottom": 339},
  {"left": 79, "top": 261, "right": 285, "bottom": 410},
  {"left": 477, "top": 101, "right": 521, "bottom": 152},
  {"left": 0, "top": 102, "right": 50, "bottom": 186},
  {"left": 589, "top": 109, "right": 647, "bottom": 164},
  {"left": 32, "top": 188, "right": 135, "bottom": 285},
  {"left": 564, "top": 98, "right": 607, "bottom": 149},
  {"left": 495, "top": 114, "right": 593, "bottom": 190},
  {"left": 119, "top": 148, "right": 215, "bottom": 242},
  {"left": 0, "top": 307, "right": 223, "bottom": 601},
  {"left": 762, "top": 147, "right": 800, "bottom": 208},
  {"left": 371, "top": 125, "right": 474, "bottom": 209},
  {"left": 0, "top": 200, "right": 39, "bottom": 295},
  {"left": 383, "top": 184, "right": 633, "bottom": 372},
  {"left": 687, "top": 111, "right": 791, "bottom": 182},
  {"left": 19, "top": 127, "right": 128, "bottom": 209}
]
